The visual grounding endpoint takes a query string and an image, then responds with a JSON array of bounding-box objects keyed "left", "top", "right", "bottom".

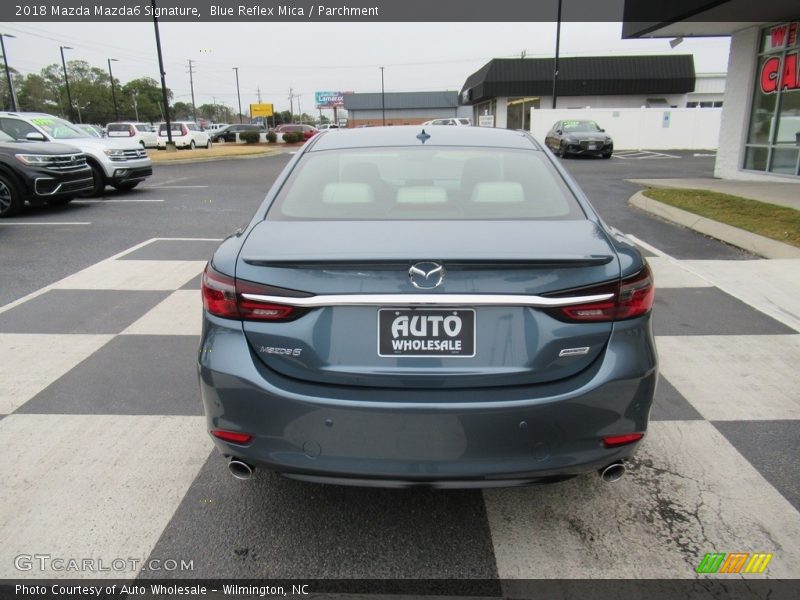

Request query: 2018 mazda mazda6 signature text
[{"left": 199, "top": 126, "right": 657, "bottom": 488}]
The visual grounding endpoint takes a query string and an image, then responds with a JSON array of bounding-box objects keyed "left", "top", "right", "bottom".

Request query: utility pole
[
  {"left": 107, "top": 58, "right": 119, "bottom": 121},
  {"left": 0, "top": 33, "right": 18, "bottom": 111},
  {"left": 297, "top": 95, "right": 302, "bottom": 123},
  {"left": 552, "top": 0, "right": 562, "bottom": 109},
  {"left": 288, "top": 87, "right": 294, "bottom": 123},
  {"left": 132, "top": 93, "right": 139, "bottom": 121},
  {"left": 257, "top": 87, "right": 262, "bottom": 103},
  {"left": 380, "top": 66, "right": 385, "bottom": 126},
  {"left": 187, "top": 59, "right": 197, "bottom": 122},
  {"left": 60, "top": 45, "right": 75, "bottom": 122},
  {"left": 233, "top": 67, "right": 242, "bottom": 123},
  {"left": 151, "top": 0, "right": 174, "bottom": 149}
]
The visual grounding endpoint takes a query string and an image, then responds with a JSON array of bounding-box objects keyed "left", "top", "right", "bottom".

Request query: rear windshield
[
  {"left": 267, "top": 147, "right": 584, "bottom": 221},
  {"left": 159, "top": 124, "right": 184, "bottom": 134},
  {"left": 107, "top": 124, "right": 133, "bottom": 135}
]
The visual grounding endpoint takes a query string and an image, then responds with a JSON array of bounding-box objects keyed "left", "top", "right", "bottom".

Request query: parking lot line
[
  {"left": 0, "top": 221, "right": 91, "bottom": 226},
  {"left": 73, "top": 199, "right": 166, "bottom": 204},
  {"left": 143, "top": 185, "right": 209, "bottom": 189}
]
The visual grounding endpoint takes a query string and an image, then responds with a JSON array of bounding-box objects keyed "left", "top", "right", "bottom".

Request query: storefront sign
[{"left": 478, "top": 115, "right": 494, "bottom": 127}]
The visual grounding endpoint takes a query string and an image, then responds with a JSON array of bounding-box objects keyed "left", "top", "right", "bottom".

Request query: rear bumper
[{"left": 198, "top": 314, "right": 656, "bottom": 487}]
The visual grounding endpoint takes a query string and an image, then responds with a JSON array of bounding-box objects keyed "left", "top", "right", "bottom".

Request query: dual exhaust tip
[
  {"left": 599, "top": 462, "right": 626, "bottom": 483},
  {"left": 228, "top": 458, "right": 254, "bottom": 480},
  {"left": 228, "top": 458, "right": 627, "bottom": 484}
]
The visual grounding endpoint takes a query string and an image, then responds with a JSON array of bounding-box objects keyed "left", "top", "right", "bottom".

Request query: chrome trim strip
[
  {"left": 239, "top": 292, "right": 614, "bottom": 308},
  {"left": 34, "top": 176, "right": 94, "bottom": 196}
]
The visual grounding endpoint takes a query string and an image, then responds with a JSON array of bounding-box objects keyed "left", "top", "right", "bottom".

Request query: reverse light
[
  {"left": 201, "top": 263, "right": 302, "bottom": 322},
  {"left": 602, "top": 432, "right": 644, "bottom": 448},
  {"left": 211, "top": 429, "right": 253, "bottom": 444}
]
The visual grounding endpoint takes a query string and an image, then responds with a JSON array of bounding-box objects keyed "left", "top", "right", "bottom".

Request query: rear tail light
[
  {"left": 211, "top": 429, "right": 253, "bottom": 444},
  {"left": 128, "top": 126, "right": 135, "bottom": 136},
  {"left": 201, "top": 263, "right": 303, "bottom": 322},
  {"left": 602, "top": 432, "right": 644, "bottom": 448},
  {"left": 547, "top": 263, "right": 654, "bottom": 323},
  {"left": 181, "top": 124, "right": 188, "bottom": 136}
]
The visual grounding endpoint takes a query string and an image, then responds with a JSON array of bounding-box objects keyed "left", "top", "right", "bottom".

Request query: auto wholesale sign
[
  {"left": 759, "top": 22, "right": 799, "bottom": 94},
  {"left": 315, "top": 91, "right": 349, "bottom": 108}
]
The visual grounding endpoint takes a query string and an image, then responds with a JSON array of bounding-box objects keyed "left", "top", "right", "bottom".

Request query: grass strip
[{"left": 642, "top": 188, "right": 800, "bottom": 248}]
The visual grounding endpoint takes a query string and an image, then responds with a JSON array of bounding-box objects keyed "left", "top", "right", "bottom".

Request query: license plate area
[
  {"left": 378, "top": 308, "right": 475, "bottom": 357},
  {"left": 587, "top": 143, "right": 597, "bottom": 150}
]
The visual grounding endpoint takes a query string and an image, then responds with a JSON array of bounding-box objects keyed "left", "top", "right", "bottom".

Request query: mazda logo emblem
[{"left": 409, "top": 261, "right": 445, "bottom": 289}]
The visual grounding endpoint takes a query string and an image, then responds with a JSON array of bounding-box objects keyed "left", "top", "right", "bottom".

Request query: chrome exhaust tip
[
  {"left": 228, "top": 459, "right": 254, "bottom": 481},
  {"left": 599, "top": 462, "right": 626, "bottom": 483}
]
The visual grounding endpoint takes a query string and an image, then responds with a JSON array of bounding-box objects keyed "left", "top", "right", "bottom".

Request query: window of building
[
  {"left": 506, "top": 97, "right": 540, "bottom": 131},
  {"left": 745, "top": 21, "right": 800, "bottom": 177}
]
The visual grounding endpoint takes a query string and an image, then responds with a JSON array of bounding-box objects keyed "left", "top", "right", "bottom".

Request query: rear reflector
[
  {"left": 201, "top": 263, "right": 303, "bottom": 322},
  {"left": 211, "top": 429, "right": 253, "bottom": 444},
  {"left": 547, "top": 263, "right": 654, "bottom": 323},
  {"left": 602, "top": 432, "right": 644, "bottom": 448}
]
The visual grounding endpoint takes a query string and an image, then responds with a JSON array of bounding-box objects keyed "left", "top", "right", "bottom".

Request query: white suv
[
  {"left": 0, "top": 112, "right": 152, "bottom": 196},
  {"left": 157, "top": 122, "right": 211, "bottom": 149},
  {"left": 106, "top": 122, "right": 158, "bottom": 148}
]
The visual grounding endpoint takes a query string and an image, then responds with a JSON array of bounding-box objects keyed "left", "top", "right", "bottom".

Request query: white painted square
[
  {"left": 0, "top": 334, "right": 113, "bottom": 414},
  {"left": 657, "top": 335, "right": 800, "bottom": 420},
  {"left": 647, "top": 257, "right": 713, "bottom": 288},
  {"left": 52, "top": 260, "right": 205, "bottom": 291},
  {"left": 0, "top": 414, "right": 212, "bottom": 579},
  {"left": 121, "top": 290, "right": 202, "bottom": 336},
  {"left": 485, "top": 421, "right": 800, "bottom": 582}
]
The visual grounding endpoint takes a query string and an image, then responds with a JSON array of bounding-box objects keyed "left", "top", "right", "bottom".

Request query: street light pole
[
  {"left": 0, "top": 33, "right": 18, "bottom": 111},
  {"left": 107, "top": 58, "right": 119, "bottom": 121},
  {"left": 233, "top": 67, "right": 242, "bottom": 123},
  {"left": 380, "top": 66, "right": 385, "bottom": 126},
  {"left": 150, "top": 0, "right": 174, "bottom": 149},
  {"left": 552, "top": 0, "right": 562, "bottom": 109},
  {"left": 60, "top": 45, "right": 75, "bottom": 121}
]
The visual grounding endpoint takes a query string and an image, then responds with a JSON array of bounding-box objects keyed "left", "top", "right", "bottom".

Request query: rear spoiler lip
[{"left": 241, "top": 255, "right": 615, "bottom": 269}]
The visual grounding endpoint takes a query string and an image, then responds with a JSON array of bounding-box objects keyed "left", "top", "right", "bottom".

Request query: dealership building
[
  {"left": 623, "top": 1, "right": 800, "bottom": 180},
  {"left": 343, "top": 91, "right": 471, "bottom": 127},
  {"left": 459, "top": 54, "right": 705, "bottom": 130}
]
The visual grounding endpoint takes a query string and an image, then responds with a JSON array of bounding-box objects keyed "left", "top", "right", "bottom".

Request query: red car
[{"left": 273, "top": 124, "right": 318, "bottom": 141}]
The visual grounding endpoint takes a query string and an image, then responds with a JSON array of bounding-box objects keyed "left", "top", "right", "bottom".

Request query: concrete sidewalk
[
  {"left": 627, "top": 177, "right": 800, "bottom": 210},
  {"left": 627, "top": 177, "right": 800, "bottom": 259}
]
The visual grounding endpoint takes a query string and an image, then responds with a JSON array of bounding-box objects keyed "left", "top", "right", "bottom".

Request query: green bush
[
  {"left": 282, "top": 132, "right": 294, "bottom": 143},
  {"left": 266, "top": 131, "right": 277, "bottom": 143},
  {"left": 240, "top": 130, "right": 260, "bottom": 144}
]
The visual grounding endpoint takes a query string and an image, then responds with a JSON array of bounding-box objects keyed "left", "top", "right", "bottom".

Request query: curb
[
  {"left": 148, "top": 148, "right": 283, "bottom": 166},
  {"left": 629, "top": 191, "right": 800, "bottom": 259}
]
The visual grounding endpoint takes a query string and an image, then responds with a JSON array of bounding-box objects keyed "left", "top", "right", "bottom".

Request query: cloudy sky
[{"left": 2, "top": 21, "right": 731, "bottom": 116}]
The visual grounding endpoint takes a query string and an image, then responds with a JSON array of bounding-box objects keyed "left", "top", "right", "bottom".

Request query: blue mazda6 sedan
[{"left": 199, "top": 125, "right": 657, "bottom": 488}]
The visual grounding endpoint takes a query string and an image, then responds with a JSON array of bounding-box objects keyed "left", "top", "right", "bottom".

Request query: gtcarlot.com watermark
[{"left": 14, "top": 554, "right": 194, "bottom": 573}]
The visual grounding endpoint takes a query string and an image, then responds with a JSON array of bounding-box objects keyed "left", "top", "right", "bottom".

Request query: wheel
[
  {"left": 79, "top": 162, "right": 106, "bottom": 198},
  {"left": 45, "top": 196, "right": 74, "bottom": 206},
  {"left": 0, "top": 173, "right": 23, "bottom": 218},
  {"left": 205, "top": 138, "right": 212, "bottom": 149},
  {"left": 190, "top": 140, "right": 196, "bottom": 150},
  {"left": 112, "top": 181, "right": 139, "bottom": 191},
  {"left": 557, "top": 143, "right": 567, "bottom": 158},
  {"left": 602, "top": 152, "right": 612, "bottom": 159}
]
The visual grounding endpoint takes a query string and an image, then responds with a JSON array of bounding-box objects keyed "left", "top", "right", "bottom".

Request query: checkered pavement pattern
[{"left": 1, "top": 238, "right": 799, "bottom": 582}]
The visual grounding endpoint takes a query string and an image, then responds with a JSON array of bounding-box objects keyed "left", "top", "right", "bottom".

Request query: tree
[
  {"left": 120, "top": 77, "right": 170, "bottom": 123},
  {"left": 198, "top": 102, "right": 234, "bottom": 123},
  {"left": 0, "top": 63, "right": 22, "bottom": 111},
  {"left": 17, "top": 73, "right": 56, "bottom": 113},
  {"left": 171, "top": 101, "right": 193, "bottom": 121}
]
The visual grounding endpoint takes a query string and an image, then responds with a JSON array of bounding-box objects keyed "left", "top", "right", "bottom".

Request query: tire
[
  {"left": 602, "top": 152, "right": 612, "bottom": 159},
  {"left": 79, "top": 162, "right": 106, "bottom": 198},
  {"left": 190, "top": 140, "right": 196, "bottom": 150},
  {"left": 205, "top": 138, "right": 212, "bottom": 149},
  {"left": 0, "top": 173, "right": 23, "bottom": 218},
  {"left": 112, "top": 181, "right": 139, "bottom": 191},
  {"left": 557, "top": 143, "right": 567, "bottom": 158},
  {"left": 45, "top": 196, "right": 74, "bottom": 206}
]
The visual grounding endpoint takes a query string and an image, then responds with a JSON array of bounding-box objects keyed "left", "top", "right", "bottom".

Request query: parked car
[
  {"left": 0, "top": 129, "right": 94, "bottom": 217},
  {"left": 199, "top": 125, "right": 656, "bottom": 487},
  {"left": 156, "top": 121, "right": 211, "bottom": 149},
  {"left": 0, "top": 112, "right": 152, "bottom": 196},
  {"left": 317, "top": 124, "right": 340, "bottom": 130},
  {"left": 273, "top": 123, "right": 318, "bottom": 141},
  {"left": 544, "top": 120, "right": 614, "bottom": 158},
  {"left": 210, "top": 124, "right": 262, "bottom": 143},
  {"left": 106, "top": 122, "right": 158, "bottom": 148},
  {"left": 422, "top": 118, "right": 472, "bottom": 126}
]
